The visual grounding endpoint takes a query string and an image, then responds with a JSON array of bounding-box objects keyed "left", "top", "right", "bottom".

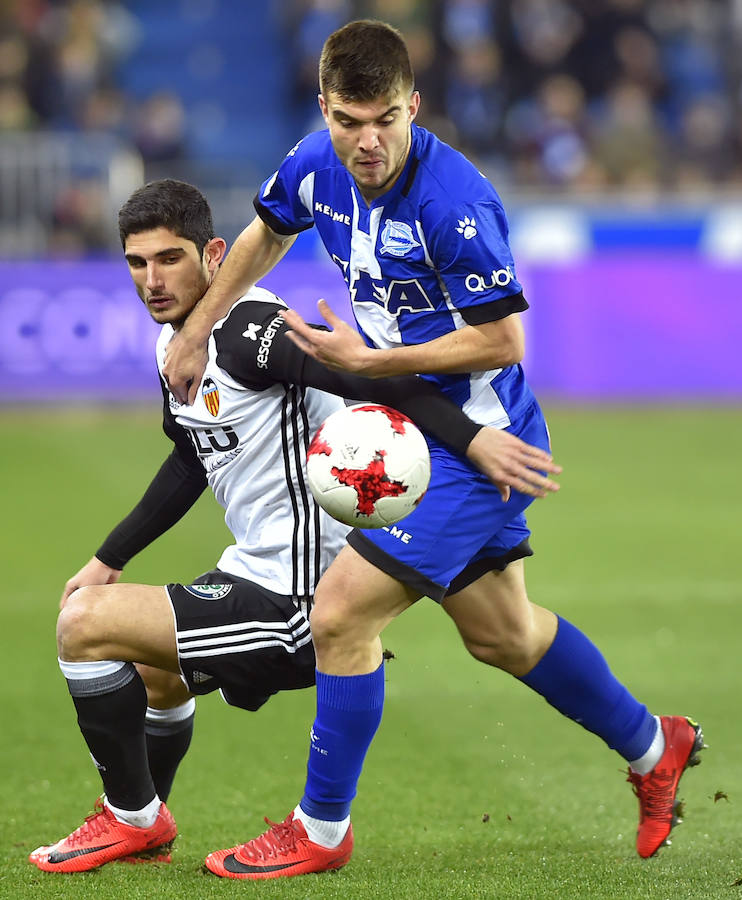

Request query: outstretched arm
[
  {"left": 216, "top": 303, "right": 561, "bottom": 500},
  {"left": 163, "top": 217, "right": 296, "bottom": 404},
  {"left": 281, "top": 299, "right": 524, "bottom": 378}
]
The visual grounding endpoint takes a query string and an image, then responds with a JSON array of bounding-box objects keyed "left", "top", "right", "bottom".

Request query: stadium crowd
[
  {"left": 1, "top": 0, "right": 741, "bottom": 253},
  {"left": 286, "top": 0, "right": 742, "bottom": 191}
]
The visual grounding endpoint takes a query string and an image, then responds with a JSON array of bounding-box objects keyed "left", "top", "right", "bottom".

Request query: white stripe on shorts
[{"left": 176, "top": 611, "right": 311, "bottom": 660}]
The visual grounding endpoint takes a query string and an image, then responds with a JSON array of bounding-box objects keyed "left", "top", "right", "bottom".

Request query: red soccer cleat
[
  {"left": 29, "top": 798, "right": 177, "bottom": 872},
  {"left": 204, "top": 811, "right": 353, "bottom": 880},
  {"left": 628, "top": 715, "right": 705, "bottom": 858}
]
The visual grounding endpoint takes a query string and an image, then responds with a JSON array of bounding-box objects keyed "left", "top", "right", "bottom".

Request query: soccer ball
[{"left": 306, "top": 403, "right": 431, "bottom": 528}]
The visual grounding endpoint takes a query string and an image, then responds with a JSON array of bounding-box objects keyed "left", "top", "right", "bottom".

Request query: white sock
[
  {"left": 629, "top": 716, "right": 665, "bottom": 775},
  {"left": 293, "top": 804, "right": 350, "bottom": 848},
  {"left": 145, "top": 697, "right": 196, "bottom": 726},
  {"left": 105, "top": 794, "right": 161, "bottom": 829}
]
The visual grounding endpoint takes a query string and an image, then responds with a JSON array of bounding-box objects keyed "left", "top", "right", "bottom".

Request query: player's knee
[
  {"left": 463, "top": 624, "right": 541, "bottom": 674},
  {"left": 308, "top": 599, "right": 348, "bottom": 649},
  {"left": 56, "top": 586, "right": 105, "bottom": 660},
  {"left": 309, "top": 594, "right": 378, "bottom": 659}
]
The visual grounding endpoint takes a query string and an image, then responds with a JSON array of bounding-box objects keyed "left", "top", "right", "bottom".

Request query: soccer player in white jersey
[
  {"left": 29, "top": 179, "right": 561, "bottom": 873},
  {"left": 163, "top": 22, "right": 703, "bottom": 880}
]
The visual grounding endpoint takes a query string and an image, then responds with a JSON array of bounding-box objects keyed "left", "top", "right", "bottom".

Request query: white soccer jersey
[
  {"left": 156, "top": 286, "right": 349, "bottom": 599},
  {"left": 98, "top": 284, "right": 482, "bottom": 600}
]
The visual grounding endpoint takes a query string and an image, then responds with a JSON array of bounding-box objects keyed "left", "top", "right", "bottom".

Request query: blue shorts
[{"left": 347, "top": 401, "right": 550, "bottom": 601}]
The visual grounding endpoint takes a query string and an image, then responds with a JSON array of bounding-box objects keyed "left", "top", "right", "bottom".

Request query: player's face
[
  {"left": 123, "top": 227, "right": 224, "bottom": 328},
  {"left": 320, "top": 88, "right": 420, "bottom": 203}
]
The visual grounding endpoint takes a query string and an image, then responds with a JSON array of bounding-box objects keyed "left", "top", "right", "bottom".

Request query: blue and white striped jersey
[{"left": 255, "top": 123, "right": 536, "bottom": 431}]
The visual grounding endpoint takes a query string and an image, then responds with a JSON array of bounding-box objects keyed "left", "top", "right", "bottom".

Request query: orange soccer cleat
[
  {"left": 628, "top": 715, "right": 705, "bottom": 858},
  {"left": 204, "top": 811, "right": 353, "bottom": 880},
  {"left": 29, "top": 797, "right": 176, "bottom": 872}
]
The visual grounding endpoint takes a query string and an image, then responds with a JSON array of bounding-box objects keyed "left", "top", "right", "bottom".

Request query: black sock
[
  {"left": 66, "top": 662, "right": 156, "bottom": 811},
  {"left": 145, "top": 711, "right": 195, "bottom": 802}
]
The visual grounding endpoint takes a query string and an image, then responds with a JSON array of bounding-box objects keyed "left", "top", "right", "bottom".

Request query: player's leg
[
  {"left": 138, "top": 664, "right": 195, "bottom": 804},
  {"left": 444, "top": 562, "right": 704, "bottom": 857},
  {"left": 442, "top": 559, "right": 556, "bottom": 674},
  {"left": 299, "top": 542, "right": 419, "bottom": 825},
  {"left": 31, "top": 584, "right": 179, "bottom": 872},
  {"left": 205, "top": 544, "right": 420, "bottom": 880}
]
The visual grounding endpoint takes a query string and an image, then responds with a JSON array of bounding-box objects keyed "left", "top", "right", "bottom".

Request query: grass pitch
[{"left": 1, "top": 404, "right": 741, "bottom": 899}]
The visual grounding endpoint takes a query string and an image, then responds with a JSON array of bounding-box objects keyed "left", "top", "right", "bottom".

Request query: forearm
[
  {"left": 356, "top": 319, "right": 525, "bottom": 378},
  {"left": 302, "top": 361, "right": 482, "bottom": 455},
  {"left": 181, "top": 218, "right": 296, "bottom": 343}
]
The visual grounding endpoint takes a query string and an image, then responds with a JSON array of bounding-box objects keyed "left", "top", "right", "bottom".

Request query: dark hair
[
  {"left": 118, "top": 179, "right": 215, "bottom": 254},
  {"left": 319, "top": 19, "right": 414, "bottom": 102}
]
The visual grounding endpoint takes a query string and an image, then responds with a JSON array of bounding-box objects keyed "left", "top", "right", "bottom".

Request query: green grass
[{"left": 1, "top": 405, "right": 741, "bottom": 899}]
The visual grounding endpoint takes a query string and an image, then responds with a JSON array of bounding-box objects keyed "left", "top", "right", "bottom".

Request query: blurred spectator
[
  {"left": 283, "top": 1, "right": 353, "bottom": 131},
  {"left": 0, "top": 81, "right": 36, "bottom": 130},
  {"left": 445, "top": 37, "right": 505, "bottom": 163},
  {"left": 363, "top": 0, "right": 445, "bottom": 124},
  {"left": 505, "top": 73, "right": 593, "bottom": 188},
  {"left": 132, "top": 92, "right": 187, "bottom": 165},
  {"left": 590, "top": 79, "right": 666, "bottom": 188},
  {"left": 79, "top": 87, "right": 129, "bottom": 136},
  {"left": 38, "top": 0, "right": 139, "bottom": 129},
  {"left": 672, "top": 94, "right": 736, "bottom": 187},
  {"left": 49, "top": 175, "right": 114, "bottom": 256}
]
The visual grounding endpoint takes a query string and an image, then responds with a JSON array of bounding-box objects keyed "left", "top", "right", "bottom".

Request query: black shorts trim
[
  {"left": 346, "top": 530, "right": 447, "bottom": 602},
  {"left": 445, "top": 539, "right": 533, "bottom": 596}
]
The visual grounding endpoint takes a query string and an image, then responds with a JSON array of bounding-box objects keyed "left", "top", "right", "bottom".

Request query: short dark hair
[
  {"left": 118, "top": 179, "right": 215, "bottom": 254},
  {"left": 319, "top": 19, "right": 414, "bottom": 102}
]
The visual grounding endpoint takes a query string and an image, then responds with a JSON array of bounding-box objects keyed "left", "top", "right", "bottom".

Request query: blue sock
[
  {"left": 519, "top": 616, "right": 657, "bottom": 761},
  {"left": 300, "top": 664, "right": 385, "bottom": 821}
]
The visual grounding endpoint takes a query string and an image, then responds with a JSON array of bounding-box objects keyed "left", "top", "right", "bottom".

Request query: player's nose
[
  {"left": 358, "top": 124, "right": 380, "bottom": 151},
  {"left": 145, "top": 263, "right": 165, "bottom": 291}
]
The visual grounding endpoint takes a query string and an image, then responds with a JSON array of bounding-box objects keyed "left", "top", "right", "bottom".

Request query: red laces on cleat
[
  {"left": 240, "top": 816, "right": 301, "bottom": 861},
  {"left": 204, "top": 811, "right": 354, "bottom": 880},
  {"left": 29, "top": 797, "right": 177, "bottom": 873}
]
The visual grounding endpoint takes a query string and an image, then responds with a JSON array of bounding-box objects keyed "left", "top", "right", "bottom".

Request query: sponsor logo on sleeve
[
  {"left": 256, "top": 315, "right": 284, "bottom": 369},
  {"left": 465, "top": 266, "right": 515, "bottom": 293},
  {"left": 242, "top": 322, "right": 262, "bottom": 341}
]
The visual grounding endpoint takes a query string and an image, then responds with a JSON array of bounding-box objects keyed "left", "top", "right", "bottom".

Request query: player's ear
[
  {"left": 408, "top": 91, "right": 420, "bottom": 122},
  {"left": 204, "top": 237, "right": 227, "bottom": 274},
  {"left": 318, "top": 93, "right": 329, "bottom": 124}
]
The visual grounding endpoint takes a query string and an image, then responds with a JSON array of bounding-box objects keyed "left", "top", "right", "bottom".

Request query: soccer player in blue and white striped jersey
[{"left": 163, "top": 21, "right": 704, "bottom": 879}]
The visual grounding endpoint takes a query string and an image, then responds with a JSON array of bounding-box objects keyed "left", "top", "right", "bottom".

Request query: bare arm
[
  {"left": 278, "top": 302, "right": 560, "bottom": 498},
  {"left": 163, "top": 217, "right": 297, "bottom": 403},
  {"left": 282, "top": 299, "right": 524, "bottom": 377}
]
